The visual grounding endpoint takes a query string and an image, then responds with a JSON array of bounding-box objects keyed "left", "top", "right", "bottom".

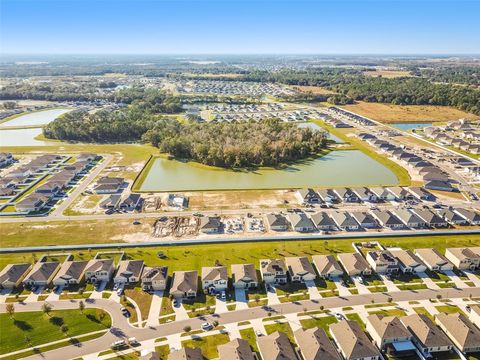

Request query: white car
[{"left": 201, "top": 322, "right": 213, "bottom": 331}]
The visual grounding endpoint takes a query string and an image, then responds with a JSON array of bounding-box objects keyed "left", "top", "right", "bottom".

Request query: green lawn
[
  {"left": 182, "top": 294, "right": 216, "bottom": 311},
  {"left": 413, "top": 307, "right": 434, "bottom": 321},
  {"left": 368, "top": 308, "right": 407, "bottom": 317},
  {"left": 0, "top": 308, "right": 111, "bottom": 354},
  {"left": 397, "top": 283, "right": 428, "bottom": 291},
  {"left": 300, "top": 315, "right": 338, "bottom": 333},
  {"left": 346, "top": 313, "right": 366, "bottom": 330},
  {"left": 2, "top": 234, "right": 479, "bottom": 272},
  {"left": 182, "top": 333, "right": 230, "bottom": 359},
  {"left": 264, "top": 322, "right": 295, "bottom": 344},
  {"left": 239, "top": 328, "right": 259, "bottom": 352},
  {"left": 368, "top": 286, "right": 388, "bottom": 293},
  {"left": 435, "top": 305, "right": 465, "bottom": 315},
  {"left": 391, "top": 273, "right": 422, "bottom": 284}
]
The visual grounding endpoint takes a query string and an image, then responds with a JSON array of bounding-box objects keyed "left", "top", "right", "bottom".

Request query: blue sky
[{"left": 1, "top": 0, "right": 479, "bottom": 54}]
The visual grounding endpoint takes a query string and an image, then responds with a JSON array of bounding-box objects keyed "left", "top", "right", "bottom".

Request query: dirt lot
[
  {"left": 187, "top": 189, "right": 296, "bottom": 210},
  {"left": 292, "top": 85, "right": 336, "bottom": 95},
  {"left": 340, "top": 102, "right": 479, "bottom": 123}
]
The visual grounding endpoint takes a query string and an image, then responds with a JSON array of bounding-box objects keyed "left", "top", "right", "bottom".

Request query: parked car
[
  {"left": 201, "top": 322, "right": 213, "bottom": 331},
  {"left": 120, "top": 307, "right": 131, "bottom": 318}
]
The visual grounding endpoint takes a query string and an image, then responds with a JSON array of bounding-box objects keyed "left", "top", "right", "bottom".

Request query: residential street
[{"left": 3, "top": 287, "right": 480, "bottom": 360}]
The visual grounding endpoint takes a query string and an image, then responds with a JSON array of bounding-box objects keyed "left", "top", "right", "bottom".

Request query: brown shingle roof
[
  {"left": 330, "top": 320, "right": 381, "bottom": 359},
  {"left": 257, "top": 331, "right": 297, "bottom": 360},
  {"left": 401, "top": 314, "right": 452, "bottom": 349},
  {"left": 218, "top": 338, "right": 254, "bottom": 360},
  {"left": 294, "top": 328, "right": 341, "bottom": 360}
]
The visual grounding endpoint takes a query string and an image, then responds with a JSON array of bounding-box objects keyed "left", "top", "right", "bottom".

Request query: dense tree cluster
[
  {"left": 243, "top": 69, "right": 480, "bottom": 115},
  {"left": 44, "top": 109, "right": 326, "bottom": 168},
  {"left": 411, "top": 66, "right": 480, "bottom": 86},
  {"left": 143, "top": 119, "right": 327, "bottom": 168}
]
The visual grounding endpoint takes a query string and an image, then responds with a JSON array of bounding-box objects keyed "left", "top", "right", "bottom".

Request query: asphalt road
[{"left": 3, "top": 286, "right": 480, "bottom": 360}]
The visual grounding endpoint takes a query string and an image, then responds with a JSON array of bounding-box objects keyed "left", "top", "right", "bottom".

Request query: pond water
[
  {"left": 297, "top": 122, "right": 344, "bottom": 143},
  {"left": 0, "top": 128, "right": 57, "bottom": 146},
  {"left": 391, "top": 122, "right": 432, "bottom": 131},
  {"left": 138, "top": 150, "right": 399, "bottom": 192},
  {"left": 0, "top": 108, "right": 71, "bottom": 128},
  {"left": 0, "top": 109, "right": 71, "bottom": 147}
]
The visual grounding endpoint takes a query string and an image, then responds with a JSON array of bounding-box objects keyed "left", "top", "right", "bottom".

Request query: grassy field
[
  {"left": 363, "top": 70, "right": 413, "bottom": 78},
  {"left": 0, "top": 308, "right": 111, "bottom": 354},
  {"left": 340, "top": 102, "right": 479, "bottom": 123},
  {"left": 0, "top": 218, "right": 154, "bottom": 248},
  {"left": 124, "top": 287, "right": 153, "bottom": 321},
  {"left": 299, "top": 315, "right": 338, "bottom": 333},
  {"left": 1, "top": 234, "right": 479, "bottom": 271},
  {"left": 312, "top": 119, "right": 411, "bottom": 185}
]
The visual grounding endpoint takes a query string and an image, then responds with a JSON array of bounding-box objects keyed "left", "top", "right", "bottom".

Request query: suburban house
[
  {"left": 393, "top": 209, "right": 425, "bottom": 228},
  {"left": 201, "top": 266, "right": 228, "bottom": 293},
  {"left": 330, "top": 211, "right": 360, "bottom": 231},
  {"left": 389, "top": 249, "right": 426, "bottom": 273},
  {"left": 309, "top": 212, "right": 337, "bottom": 231},
  {"left": 265, "top": 213, "right": 289, "bottom": 231},
  {"left": 114, "top": 260, "right": 145, "bottom": 284},
  {"left": 257, "top": 332, "right": 297, "bottom": 360},
  {"left": 84, "top": 259, "right": 115, "bottom": 283},
  {"left": 285, "top": 256, "right": 316, "bottom": 282},
  {"left": 330, "top": 320, "right": 381, "bottom": 360},
  {"left": 231, "top": 263, "right": 258, "bottom": 289},
  {"left": 260, "top": 259, "right": 287, "bottom": 284},
  {"left": 317, "top": 189, "right": 338, "bottom": 203},
  {"left": 100, "top": 194, "right": 122, "bottom": 210},
  {"left": 294, "top": 328, "right": 342, "bottom": 360},
  {"left": 296, "top": 188, "right": 321, "bottom": 204},
  {"left": 413, "top": 209, "right": 448, "bottom": 228},
  {"left": 387, "top": 187, "right": 412, "bottom": 201},
  {"left": 401, "top": 314, "right": 453, "bottom": 356},
  {"left": 141, "top": 266, "right": 168, "bottom": 291},
  {"left": 169, "top": 348, "right": 203, "bottom": 360},
  {"left": 312, "top": 255, "right": 343, "bottom": 279},
  {"left": 0, "top": 152, "right": 14, "bottom": 168},
  {"left": 52, "top": 261, "right": 89, "bottom": 287},
  {"left": 454, "top": 208, "right": 480, "bottom": 225},
  {"left": 338, "top": 253, "right": 372, "bottom": 276},
  {"left": 371, "top": 210, "right": 404, "bottom": 229},
  {"left": 333, "top": 188, "right": 359, "bottom": 202},
  {"left": 445, "top": 248, "right": 480, "bottom": 270},
  {"left": 0, "top": 263, "right": 32, "bottom": 289},
  {"left": 415, "top": 249, "right": 453, "bottom": 271},
  {"left": 170, "top": 270, "right": 198, "bottom": 298},
  {"left": 217, "top": 338, "right": 254, "bottom": 360},
  {"left": 408, "top": 187, "right": 435, "bottom": 201},
  {"left": 424, "top": 179, "right": 455, "bottom": 192},
  {"left": 120, "top": 193, "right": 142, "bottom": 211},
  {"left": 199, "top": 216, "right": 222, "bottom": 234},
  {"left": 351, "top": 187, "right": 377, "bottom": 202},
  {"left": 93, "top": 177, "right": 125, "bottom": 194},
  {"left": 23, "top": 261, "right": 60, "bottom": 287},
  {"left": 370, "top": 187, "right": 396, "bottom": 201},
  {"left": 287, "top": 213, "right": 316, "bottom": 232},
  {"left": 15, "top": 194, "right": 50, "bottom": 213},
  {"left": 366, "top": 315, "right": 414, "bottom": 356},
  {"left": 439, "top": 209, "right": 468, "bottom": 225},
  {"left": 350, "top": 211, "right": 378, "bottom": 228},
  {"left": 366, "top": 251, "right": 399, "bottom": 274},
  {"left": 435, "top": 313, "right": 480, "bottom": 353}
]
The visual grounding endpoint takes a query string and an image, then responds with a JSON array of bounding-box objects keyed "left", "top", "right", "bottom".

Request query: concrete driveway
[
  {"left": 266, "top": 285, "right": 280, "bottom": 305},
  {"left": 172, "top": 299, "right": 189, "bottom": 321},
  {"left": 234, "top": 288, "right": 249, "bottom": 310},
  {"left": 379, "top": 275, "right": 400, "bottom": 292},
  {"left": 89, "top": 281, "right": 107, "bottom": 299},
  {"left": 332, "top": 276, "right": 352, "bottom": 296},
  {"left": 304, "top": 280, "right": 321, "bottom": 300},
  {"left": 215, "top": 297, "right": 229, "bottom": 313},
  {"left": 352, "top": 277, "right": 370, "bottom": 295},
  {"left": 25, "top": 286, "right": 44, "bottom": 302},
  {"left": 444, "top": 270, "right": 468, "bottom": 288},
  {"left": 146, "top": 290, "right": 164, "bottom": 327},
  {"left": 417, "top": 272, "right": 441, "bottom": 290}
]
